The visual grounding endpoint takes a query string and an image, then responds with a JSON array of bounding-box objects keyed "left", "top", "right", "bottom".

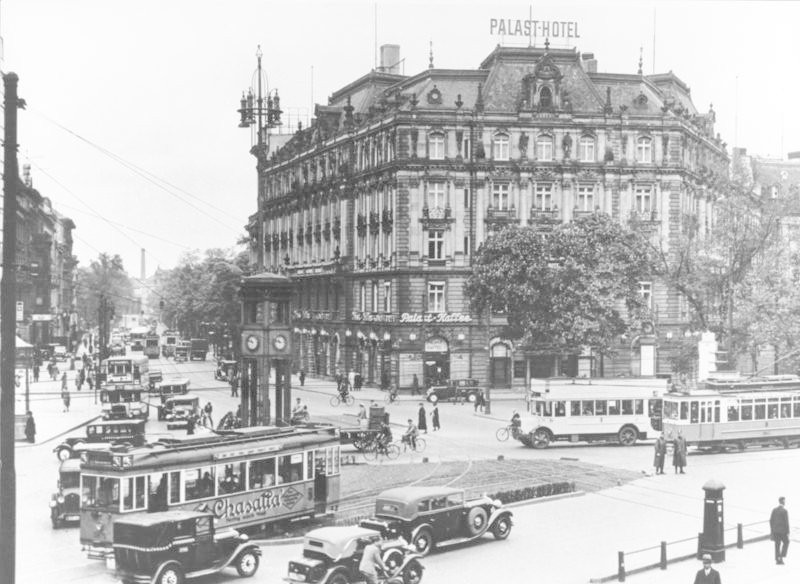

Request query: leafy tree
[{"left": 465, "top": 214, "right": 653, "bottom": 356}]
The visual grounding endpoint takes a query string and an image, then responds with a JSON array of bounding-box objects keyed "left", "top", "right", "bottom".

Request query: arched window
[
  {"left": 493, "top": 133, "right": 510, "bottom": 161},
  {"left": 429, "top": 133, "right": 445, "bottom": 160},
  {"left": 539, "top": 86, "right": 553, "bottom": 109},
  {"left": 536, "top": 135, "right": 554, "bottom": 161},
  {"left": 636, "top": 137, "right": 653, "bottom": 163},
  {"left": 578, "top": 136, "right": 596, "bottom": 162}
]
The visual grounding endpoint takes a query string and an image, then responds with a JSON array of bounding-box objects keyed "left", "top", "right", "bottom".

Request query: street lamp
[{"left": 237, "top": 45, "right": 282, "bottom": 158}]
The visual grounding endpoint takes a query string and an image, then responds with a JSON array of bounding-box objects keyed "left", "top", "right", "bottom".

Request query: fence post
[
  {"left": 660, "top": 541, "right": 667, "bottom": 569},
  {"left": 737, "top": 523, "right": 743, "bottom": 549},
  {"left": 617, "top": 551, "right": 626, "bottom": 582}
]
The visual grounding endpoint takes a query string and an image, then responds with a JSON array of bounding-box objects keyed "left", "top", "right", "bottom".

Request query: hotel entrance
[{"left": 423, "top": 337, "right": 449, "bottom": 387}]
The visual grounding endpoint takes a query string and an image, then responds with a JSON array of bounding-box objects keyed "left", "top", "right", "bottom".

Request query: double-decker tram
[
  {"left": 79, "top": 425, "right": 341, "bottom": 560},
  {"left": 99, "top": 355, "right": 150, "bottom": 420},
  {"left": 101, "top": 355, "right": 150, "bottom": 386},
  {"left": 518, "top": 378, "right": 666, "bottom": 448},
  {"left": 660, "top": 374, "right": 800, "bottom": 451}
]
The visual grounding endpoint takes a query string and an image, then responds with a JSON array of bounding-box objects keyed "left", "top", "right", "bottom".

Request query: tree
[{"left": 465, "top": 214, "right": 653, "bottom": 356}]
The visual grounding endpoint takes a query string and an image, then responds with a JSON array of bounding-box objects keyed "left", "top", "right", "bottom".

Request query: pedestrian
[
  {"left": 770, "top": 496, "right": 790, "bottom": 565},
  {"left": 61, "top": 388, "right": 71, "bottom": 412},
  {"left": 87, "top": 370, "right": 94, "bottom": 390},
  {"left": 381, "top": 369, "right": 390, "bottom": 391},
  {"left": 358, "top": 537, "right": 388, "bottom": 584},
  {"left": 355, "top": 373, "right": 363, "bottom": 392},
  {"left": 61, "top": 372, "right": 68, "bottom": 391},
  {"left": 653, "top": 432, "right": 667, "bottom": 475},
  {"left": 673, "top": 431, "right": 687, "bottom": 474},
  {"left": 24, "top": 411, "right": 36, "bottom": 443},
  {"left": 357, "top": 403, "right": 368, "bottom": 427},
  {"left": 32, "top": 363, "right": 40, "bottom": 383},
  {"left": 186, "top": 413, "right": 196, "bottom": 435},
  {"left": 411, "top": 373, "right": 420, "bottom": 396},
  {"left": 348, "top": 370, "right": 356, "bottom": 392},
  {"left": 417, "top": 402, "right": 428, "bottom": 434},
  {"left": 693, "top": 553, "right": 721, "bottom": 584},
  {"left": 78, "top": 367, "right": 85, "bottom": 390},
  {"left": 299, "top": 369, "right": 306, "bottom": 387},
  {"left": 230, "top": 373, "right": 239, "bottom": 397},
  {"left": 474, "top": 390, "right": 486, "bottom": 414},
  {"left": 204, "top": 401, "right": 214, "bottom": 428},
  {"left": 74, "top": 372, "right": 81, "bottom": 391},
  {"left": 430, "top": 404, "right": 440, "bottom": 431}
]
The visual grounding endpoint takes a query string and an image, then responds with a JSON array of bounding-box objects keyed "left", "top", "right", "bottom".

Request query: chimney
[
  {"left": 379, "top": 44, "right": 401, "bottom": 74},
  {"left": 140, "top": 248, "right": 146, "bottom": 281},
  {"left": 581, "top": 52, "right": 597, "bottom": 74}
]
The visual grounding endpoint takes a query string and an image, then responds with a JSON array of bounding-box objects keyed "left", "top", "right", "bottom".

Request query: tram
[
  {"left": 79, "top": 425, "right": 341, "bottom": 559},
  {"left": 660, "top": 374, "right": 800, "bottom": 451}
]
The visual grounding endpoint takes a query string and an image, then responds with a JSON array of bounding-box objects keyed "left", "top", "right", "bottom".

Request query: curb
[
  {"left": 251, "top": 489, "right": 586, "bottom": 547},
  {"left": 18, "top": 415, "right": 102, "bottom": 447}
]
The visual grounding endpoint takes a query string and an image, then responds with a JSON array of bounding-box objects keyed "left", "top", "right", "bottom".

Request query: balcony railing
[{"left": 629, "top": 209, "right": 660, "bottom": 223}]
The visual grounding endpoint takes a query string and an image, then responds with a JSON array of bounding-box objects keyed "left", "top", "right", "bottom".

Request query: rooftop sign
[{"left": 489, "top": 18, "right": 581, "bottom": 40}]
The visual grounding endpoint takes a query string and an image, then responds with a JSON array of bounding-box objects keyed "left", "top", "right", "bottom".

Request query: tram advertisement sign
[
  {"left": 489, "top": 18, "right": 581, "bottom": 39},
  {"left": 212, "top": 485, "right": 305, "bottom": 524}
]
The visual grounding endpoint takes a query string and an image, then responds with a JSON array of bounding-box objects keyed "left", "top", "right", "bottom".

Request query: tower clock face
[
  {"left": 246, "top": 335, "right": 260, "bottom": 351},
  {"left": 273, "top": 334, "right": 287, "bottom": 351}
]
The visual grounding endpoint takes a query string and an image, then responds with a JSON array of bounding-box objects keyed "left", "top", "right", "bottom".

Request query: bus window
[
  {"left": 581, "top": 401, "right": 595, "bottom": 416},
  {"left": 634, "top": 400, "right": 644, "bottom": 415},
  {"left": 622, "top": 400, "right": 633, "bottom": 416},
  {"left": 663, "top": 401, "right": 678, "bottom": 420},
  {"left": 755, "top": 399, "right": 766, "bottom": 420},
  {"left": 248, "top": 457, "right": 275, "bottom": 489},
  {"left": 278, "top": 454, "right": 304, "bottom": 484},
  {"left": 554, "top": 401, "right": 566, "bottom": 417},
  {"left": 217, "top": 462, "right": 245, "bottom": 494},
  {"left": 595, "top": 400, "right": 608, "bottom": 416},
  {"left": 608, "top": 401, "right": 620, "bottom": 416},
  {"left": 570, "top": 402, "right": 582, "bottom": 416},
  {"left": 185, "top": 467, "right": 215, "bottom": 501},
  {"left": 741, "top": 402, "right": 753, "bottom": 421},
  {"left": 680, "top": 402, "right": 689, "bottom": 420},
  {"left": 534, "top": 401, "right": 552, "bottom": 417}
]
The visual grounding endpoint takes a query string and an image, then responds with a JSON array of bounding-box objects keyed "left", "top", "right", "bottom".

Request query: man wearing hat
[
  {"left": 770, "top": 496, "right": 790, "bottom": 565},
  {"left": 693, "top": 554, "right": 721, "bottom": 584}
]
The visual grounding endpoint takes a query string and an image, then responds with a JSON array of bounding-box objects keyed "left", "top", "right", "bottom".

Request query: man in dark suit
[
  {"left": 693, "top": 554, "right": 721, "bottom": 584},
  {"left": 770, "top": 496, "right": 790, "bottom": 564}
]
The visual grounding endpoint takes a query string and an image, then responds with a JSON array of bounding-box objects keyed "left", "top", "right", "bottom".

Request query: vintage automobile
[
  {"left": 148, "top": 368, "right": 164, "bottom": 392},
  {"left": 114, "top": 510, "right": 261, "bottom": 584},
  {"left": 163, "top": 393, "right": 201, "bottom": 429},
  {"left": 154, "top": 378, "right": 191, "bottom": 419},
  {"left": 425, "top": 379, "right": 482, "bottom": 404},
  {"left": 174, "top": 341, "right": 190, "bottom": 363},
  {"left": 215, "top": 359, "right": 238, "bottom": 382},
  {"left": 49, "top": 458, "right": 81, "bottom": 528},
  {"left": 53, "top": 419, "right": 147, "bottom": 461},
  {"left": 361, "top": 486, "right": 512, "bottom": 556},
  {"left": 285, "top": 525, "right": 424, "bottom": 584},
  {"left": 109, "top": 342, "right": 126, "bottom": 357}
]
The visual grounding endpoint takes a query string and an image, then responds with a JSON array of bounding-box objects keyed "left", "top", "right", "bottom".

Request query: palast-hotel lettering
[{"left": 246, "top": 40, "right": 728, "bottom": 389}]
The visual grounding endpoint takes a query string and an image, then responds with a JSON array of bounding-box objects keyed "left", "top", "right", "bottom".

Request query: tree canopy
[
  {"left": 75, "top": 253, "right": 135, "bottom": 328},
  {"left": 465, "top": 214, "right": 653, "bottom": 354}
]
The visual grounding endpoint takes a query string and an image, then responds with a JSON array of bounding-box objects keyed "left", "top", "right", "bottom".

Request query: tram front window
[{"left": 82, "top": 475, "right": 120, "bottom": 509}]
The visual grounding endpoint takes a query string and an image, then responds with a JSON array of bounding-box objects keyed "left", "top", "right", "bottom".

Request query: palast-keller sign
[
  {"left": 489, "top": 18, "right": 581, "bottom": 39},
  {"left": 400, "top": 312, "right": 473, "bottom": 324}
]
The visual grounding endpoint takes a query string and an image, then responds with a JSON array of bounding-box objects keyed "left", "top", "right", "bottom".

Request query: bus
[
  {"left": 161, "top": 330, "right": 179, "bottom": 358},
  {"left": 661, "top": 376, "right": 800, "bottom": 451},
  {"left": 79, "top": 425, "right": 341, "bottom": 559},
  {"left": 99, "top": 356, "right": 150, "bottom": 420},
  {"left": 517, "top": 377, "right": 667, "bottom": 448},
  {"left": 143, "top": 335, "right": 160, "bottom": 359},
  {"left": 100, "top": 355, "right": 150, "bottom": 386}
]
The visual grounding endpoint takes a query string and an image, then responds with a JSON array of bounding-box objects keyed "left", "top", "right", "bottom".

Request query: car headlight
[
  {"left": 493, "top": 499, "right": 503, "bottom": 507},
  {"left": 57, "top": 496, "right": 65, "bottom": 504},
  {"left": 49, "top": 500, "right": 57, "bottom": 508}
]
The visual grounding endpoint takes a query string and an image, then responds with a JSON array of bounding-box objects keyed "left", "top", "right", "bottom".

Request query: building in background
[{"left": 246, "top": 44, "right": 728, "bottom": 389}]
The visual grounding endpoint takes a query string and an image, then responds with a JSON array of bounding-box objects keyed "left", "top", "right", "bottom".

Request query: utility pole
[{"left": 2, "top": 71, "right": 24, "bottom": 584}]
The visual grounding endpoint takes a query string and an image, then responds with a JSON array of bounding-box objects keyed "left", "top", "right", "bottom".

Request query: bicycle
[
  {"left": 400, "top": 435, "right": 426, "bottom": 453},
  {"left": 330, "top": 391, "right": 355, "bottom": 407},
  {"left": 496, "top": 424, "right": 522, "bottom": 442},
  {"left": 385, "top": 388, "right": 399, "bottom": 404},
  {"left": 363, "top": 438, "right": 400, "bottom": 461}
]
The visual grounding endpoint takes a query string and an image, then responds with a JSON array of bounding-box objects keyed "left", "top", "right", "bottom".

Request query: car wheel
[
  {"left": 56, "top": 446, "right": 72, "bottom": 461},
  {"left": 51, "top": 514, "right": 61, "bottom": 529},
  {"left": 157, "top": 564, "right": 184, "bottom": 584},
  {"left": 235, "top": 549, "right": 260, "bottom": 577},
  {"left": 428, "top": 394, "right": 439, "bottom": 404},
  {"left": 383, "top": 548, "right": 404, "bottom": 571},
  {"left": 491, "top": 515, "right": 512, "bottom": 540},
  {"left": 618, "top": 426, "right": 638, "bottom": 446},
  {"left": 402, "top": 558, "right": 424, "bottom": 584},
  {"left": 327, "top": 572, "right": 349, "bottom": 584},
  {"left": 532, "top": 428, "right": 551, "bottom": 449},
  {"left": 467, "top": 392, "right": 477, "bottom": 403},
  {"left": 466, "top": 506, "right": 488, "bottom": 535},
  {"left": 412, "top": 527, "right": 434, "bottom": 556}
]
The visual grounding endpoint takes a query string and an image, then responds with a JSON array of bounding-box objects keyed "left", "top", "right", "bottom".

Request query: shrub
[{"left": 489, "top": 481, "right": 575, "bottom": 504}]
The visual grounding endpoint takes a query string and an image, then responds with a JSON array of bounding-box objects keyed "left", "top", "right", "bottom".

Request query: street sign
[
  {"left": 31, "top": 314, "right": 52, "bottom": 321},
  {"left": 16, "top": 301, "right": 23, "bottom": 322}
]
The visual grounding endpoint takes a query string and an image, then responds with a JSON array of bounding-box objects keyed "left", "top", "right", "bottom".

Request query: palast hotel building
[{"left": 246, "top": 42, "right": 728, "bottom": 390}]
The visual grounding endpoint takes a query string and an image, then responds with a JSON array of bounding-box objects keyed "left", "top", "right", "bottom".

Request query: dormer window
[
  {"left": 493, "top": 133, "right": 510, "bottom": 161},
  {"left": 539, "top": 87, "right": 553, "bottom": 109},
  {"left": 636, "top": 137, "right": 653, "bottom": 163}
]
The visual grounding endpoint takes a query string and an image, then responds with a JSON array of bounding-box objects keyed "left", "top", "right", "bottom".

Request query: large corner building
[{"left": 246, "top": 44, "right": 729, "bottom": 390}]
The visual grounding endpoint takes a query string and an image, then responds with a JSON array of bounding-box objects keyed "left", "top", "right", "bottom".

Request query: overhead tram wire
[{"left": 28, "top": 107, "right": 245, "bottom": 233}]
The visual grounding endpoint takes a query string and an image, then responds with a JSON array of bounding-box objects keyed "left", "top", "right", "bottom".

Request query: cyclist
[
  {"left": 510, "top": 410, "right": 522, "bottom": 439},
  {"left": 377, "top": 420, "right": 393, "bottom": 450},
  {"left": 387, "top": 384, "right": 399, "bottom": 403},
  {"left": 402, "top": 419, "right": 419, "bottom": 451}
]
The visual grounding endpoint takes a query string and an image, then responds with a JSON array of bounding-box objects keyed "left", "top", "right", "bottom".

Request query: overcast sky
[{"left": 3, "top": 0, "right": 799, "bottom": 279}]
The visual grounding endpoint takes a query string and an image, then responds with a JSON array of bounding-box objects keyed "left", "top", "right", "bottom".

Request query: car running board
[{"left": 435, "top": 529, "right": 488, "bottom": 548}]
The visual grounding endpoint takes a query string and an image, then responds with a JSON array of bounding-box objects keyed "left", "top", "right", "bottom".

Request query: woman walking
[
  {"left": 430, "top": 404, "right": 440, "bottom": 431},
  {"left": 417, "top": 403, "right": 428, "bottom": 434}
]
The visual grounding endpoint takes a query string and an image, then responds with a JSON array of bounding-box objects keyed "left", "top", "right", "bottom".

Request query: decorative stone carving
[{"left": 562, "top": 134, "right": 572, "bottom": 159}]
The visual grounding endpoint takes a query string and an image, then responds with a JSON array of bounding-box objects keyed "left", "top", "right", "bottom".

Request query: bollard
[
  {"left": 497, "top": 454, "right": 505, "bottom": 461},
  {"left": 660, "top": 541, "right": 667, "bottom": 570},
  {"left": 422, "top": 457, "right": 429, "bottom": 463},
  {"left": 737, "top": 523, "right": 743, "bottom": 549},
  {"left": 617, "top": 551, "right": 625, "bottom": 582}
]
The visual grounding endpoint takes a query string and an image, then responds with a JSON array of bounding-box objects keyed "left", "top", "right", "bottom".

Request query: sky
[{"left": 2, "top": 0, "right": 800, "bottom": 279}]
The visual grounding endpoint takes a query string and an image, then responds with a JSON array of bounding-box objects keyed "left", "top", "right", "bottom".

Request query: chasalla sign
[{"left": 212, "top": 486, "right": 305, "bottom": 523}]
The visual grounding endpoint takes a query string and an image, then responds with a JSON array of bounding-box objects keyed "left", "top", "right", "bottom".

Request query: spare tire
[{"left": 466, "top": 506, "right": 488, "bottom": 536}]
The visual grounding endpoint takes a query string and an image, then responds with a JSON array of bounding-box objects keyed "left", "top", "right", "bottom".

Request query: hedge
[{"left": 489, "top": 481, "right": 576, "bottom": 504}]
